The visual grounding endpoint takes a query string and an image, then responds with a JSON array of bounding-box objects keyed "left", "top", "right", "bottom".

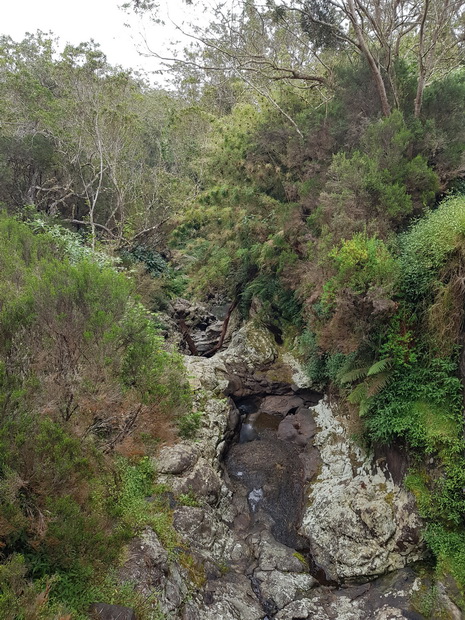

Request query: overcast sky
[{"left": 1, "top": 0, "right": 201, "bottom": 82}]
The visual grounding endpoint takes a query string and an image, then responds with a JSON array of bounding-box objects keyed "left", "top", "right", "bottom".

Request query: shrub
[{"left": 399, "top": 195, "right": 465, "bottom": 301}]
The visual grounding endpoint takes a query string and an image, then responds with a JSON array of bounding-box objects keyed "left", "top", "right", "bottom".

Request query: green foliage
[
  {"left": 178, "top": 492, "right": 200, "bottom": 507},
  {"left": 317, "top": 112, "right": 439, "bottom": 246},
  {"left": 121, "top": 301, "right": 191, "bottom": 410},
  {"left": 298, "top": 329, "right": 328, "bottom": 387},
  {"left": 321, "top": 233, "right": 398, "bottom": 310},
  {"left": 177, "top": 411, "right": 203, "bottom": 439},
  {"left": 424, "top": 524, "right": 465, "bottom": 593},
  {"left": 400, "top": 195, "right": 465, "bottom": 300},
  {"left": 365, "top": 357, "right": 463, "bottom": 447},
  {"left": 122, "top": 245, "right": 168, "bottom": 276},
  {"left": 0, "top": 214, "right": 191, "bottom": 616},
  {"left": 422, "top": 71, "right": 465, "bottom": 175}
]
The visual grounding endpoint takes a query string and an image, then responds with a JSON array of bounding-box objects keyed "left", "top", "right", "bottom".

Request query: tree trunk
[{"left": 347, "top": 0, "right": 391, "bottom": 117}]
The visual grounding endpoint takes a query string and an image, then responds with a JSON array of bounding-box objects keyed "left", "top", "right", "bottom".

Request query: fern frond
[
  {"left": 339, "top": 366, "right": 370, "bottom": 384},
  {"left": 347, "top": 382, "right": 368, "bottom": 404},
  {"left": 367, "top": 357, "right": 393, "bottom": 376},
  {"left": 359, "top": 398, "right": 372, "bottom": 417},
  {"left": 366, "top": 372, "right": 391, "bottom": 397}
]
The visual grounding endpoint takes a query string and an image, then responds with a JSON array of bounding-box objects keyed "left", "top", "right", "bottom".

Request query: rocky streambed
[{"left": 116, "top": 320, "right": 462, "bottom": 620}]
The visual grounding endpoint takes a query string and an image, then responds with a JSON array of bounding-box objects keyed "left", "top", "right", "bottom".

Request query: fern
[
  {"left": 348, "top": 382, "right": 368, "bottom": 404},
  {"left": 366, "top": 372, "right": 391, "bottom": 397},
  {"left": 342, "top": 357, "right": 394, "bottom": 417},
  {"left": 367, "top": 357, "right": 393, "bottom": 376},
  {"left": 339, "top": 365, "right": 370, "bottom": 384}
]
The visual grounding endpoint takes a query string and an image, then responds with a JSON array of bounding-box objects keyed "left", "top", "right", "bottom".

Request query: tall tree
[{"left": 128, "top": 0, "right": 465, "bottom": 117}]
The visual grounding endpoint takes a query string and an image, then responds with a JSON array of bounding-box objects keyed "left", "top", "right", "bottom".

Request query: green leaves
[{"left": 366, "top": 357, "right": 393, "bottom": 376}]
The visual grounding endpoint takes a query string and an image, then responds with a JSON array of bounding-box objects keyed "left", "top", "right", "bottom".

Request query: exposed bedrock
[{"left": 119, "top": 320, "right": 435, "bottom": 619}]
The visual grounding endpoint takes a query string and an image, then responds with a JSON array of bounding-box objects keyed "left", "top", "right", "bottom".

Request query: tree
[
  {"left": 0, "top": 33, "right": 204, "bottom": 247},
  {"left": 127, "top": 0, "right": 465, "bottom": 117}
]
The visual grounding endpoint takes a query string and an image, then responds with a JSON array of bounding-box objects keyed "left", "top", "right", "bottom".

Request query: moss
[
  {"left": 293, "top": 552, "right": 308, "bottom": 566},
  {"left": 179, "top": 552, "right": 207, "bottom": 589}
]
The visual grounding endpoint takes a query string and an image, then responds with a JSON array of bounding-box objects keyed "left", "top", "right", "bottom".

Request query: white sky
[{"left": 0, "top": 0, "right": 202, "bottom": 82}]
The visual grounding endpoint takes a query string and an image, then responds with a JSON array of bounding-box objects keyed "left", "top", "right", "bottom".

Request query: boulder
[
  {"left": 301, "top": 399, "right": 424, "bottom": 581},
  {"left": 89, "top": 603, "right": 136, "bottom": 620},
  {"left": 156, "top": 444, "right": 198, "bottom": 474},
  {"left": 277, "top": 408, "right": 317, "bottom": 446},
  {"left": 119, "top": 527, "right": 169, "bottom": 595},
  {"left": 193, "top": 574, "right": 264, "bottom": 620},
  {"left": 260, "top": 395, "right": 304, "bottom": 416},
  {"left": 173, "top": 506, "right": 250, "bottom": 569},
  {"left": 169, "top": 460, "right": 222, "bottom": 505},
  {"left": 253, "top": 570, "right": 317, "bottom": 610}
]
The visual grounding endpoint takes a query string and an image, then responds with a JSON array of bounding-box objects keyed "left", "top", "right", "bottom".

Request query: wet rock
[
  {"left": 226, "top": 436, "right": 305, "bottom": 548},
  {"left": 156, "top": 443, "right": 198, "bottom": 474},
  {"left": 260, "top": 394, "right": 304, "bottom": 415},
  {"left": 277, "top": 408, "right": 317, "bottom": 446},
  {"left": 89, "top": 603, "right": 136, "bottom": 620},
  {"left": 239, "top": 422, "right": 259, "bottom": 443},
  {"left": 299, "top": 449, "right": 322, "bottom": 482}
]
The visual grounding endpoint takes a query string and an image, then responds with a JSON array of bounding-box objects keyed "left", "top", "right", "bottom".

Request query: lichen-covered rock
[
  {"left": 119, "top": 527, "right": 169, "bottom": 595},
  {"left": 300, "top": 399, "right": 424, "bottom": 581},
  {"left": 119, "top": 528, "right": 189, "bottom": 615},
  {"left": 187, "top": 574, "right": 265, "bottom": 620},
  {"left": 156, "top": 443, "right": 198, "bottom": 474},
  {"left": 172, "top": 506, "right": 250, "bottom": 569},
  {"left": 169, "top": 459, "right": 222, "bottom": 505},
  {"left": 121, "top": 322, "right": 430, "bottom": 620},
  {"left": 255, "top": 530, "right": 307, "bottom": 573},
  {"left": 184, "top": 355, "right": 230, "bottom": 394},
  {"left": 217, "top": 322, "right": 277, "bottom": 372},
  {"left": 253, "top": 570, "right": 317, "bottom": 610}
]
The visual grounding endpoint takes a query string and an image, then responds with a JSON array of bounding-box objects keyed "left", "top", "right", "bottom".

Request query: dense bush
[{"left": 0, "top": 214, "right": 191, "bottom": 616}]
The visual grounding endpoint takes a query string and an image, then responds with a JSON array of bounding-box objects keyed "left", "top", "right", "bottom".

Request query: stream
[{"left": 123, "top": 318, "right": 459, "bottom": 619}]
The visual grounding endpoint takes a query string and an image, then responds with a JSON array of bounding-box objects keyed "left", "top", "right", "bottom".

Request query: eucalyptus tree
[{"left": 127, "top": 0, "right": 465, "bottom": 118}]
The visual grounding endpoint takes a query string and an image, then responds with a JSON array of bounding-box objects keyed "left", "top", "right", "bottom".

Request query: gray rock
[
  {"left": 256, "top": 531, "right": 307, "bottom": 573},
  {"left": 173, "top": 506, "right": 250, "bottom": 568},
  {"left": 156, "top": 443, "right": 198, "bottom": 474},
  {"left": 119, "top": 527, "right": 168, "bottom": 595},
  {"left": 119, "top": 528, "right": 189, "bottom": 615},
  {"left": 89, "top": 603, "right": 136, "bottom": 620},
  {"left": 301, "top": 399, "right": 424, "bottom": 581},
  {"left": 254, "top": 569, "right": 317, "bottom": 610},
  {"left": 260, "top": 395, "right": 304, "bottom": 416},
  {"left": 277, "top": 408, "right": 317, "bottom": 446},
  {"left": 195, "top": 574, "right": 264, "bottom": 620},
  {"left": 239, "top": 422, "right": 259, "bottom": 443},
  {"left": 170, "top": 460, "right": 222, "bottom": 505}
]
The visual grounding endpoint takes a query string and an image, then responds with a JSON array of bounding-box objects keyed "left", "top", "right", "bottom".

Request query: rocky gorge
[{"left": 115, "top": 315, "right": 461, "bottom": 620}]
